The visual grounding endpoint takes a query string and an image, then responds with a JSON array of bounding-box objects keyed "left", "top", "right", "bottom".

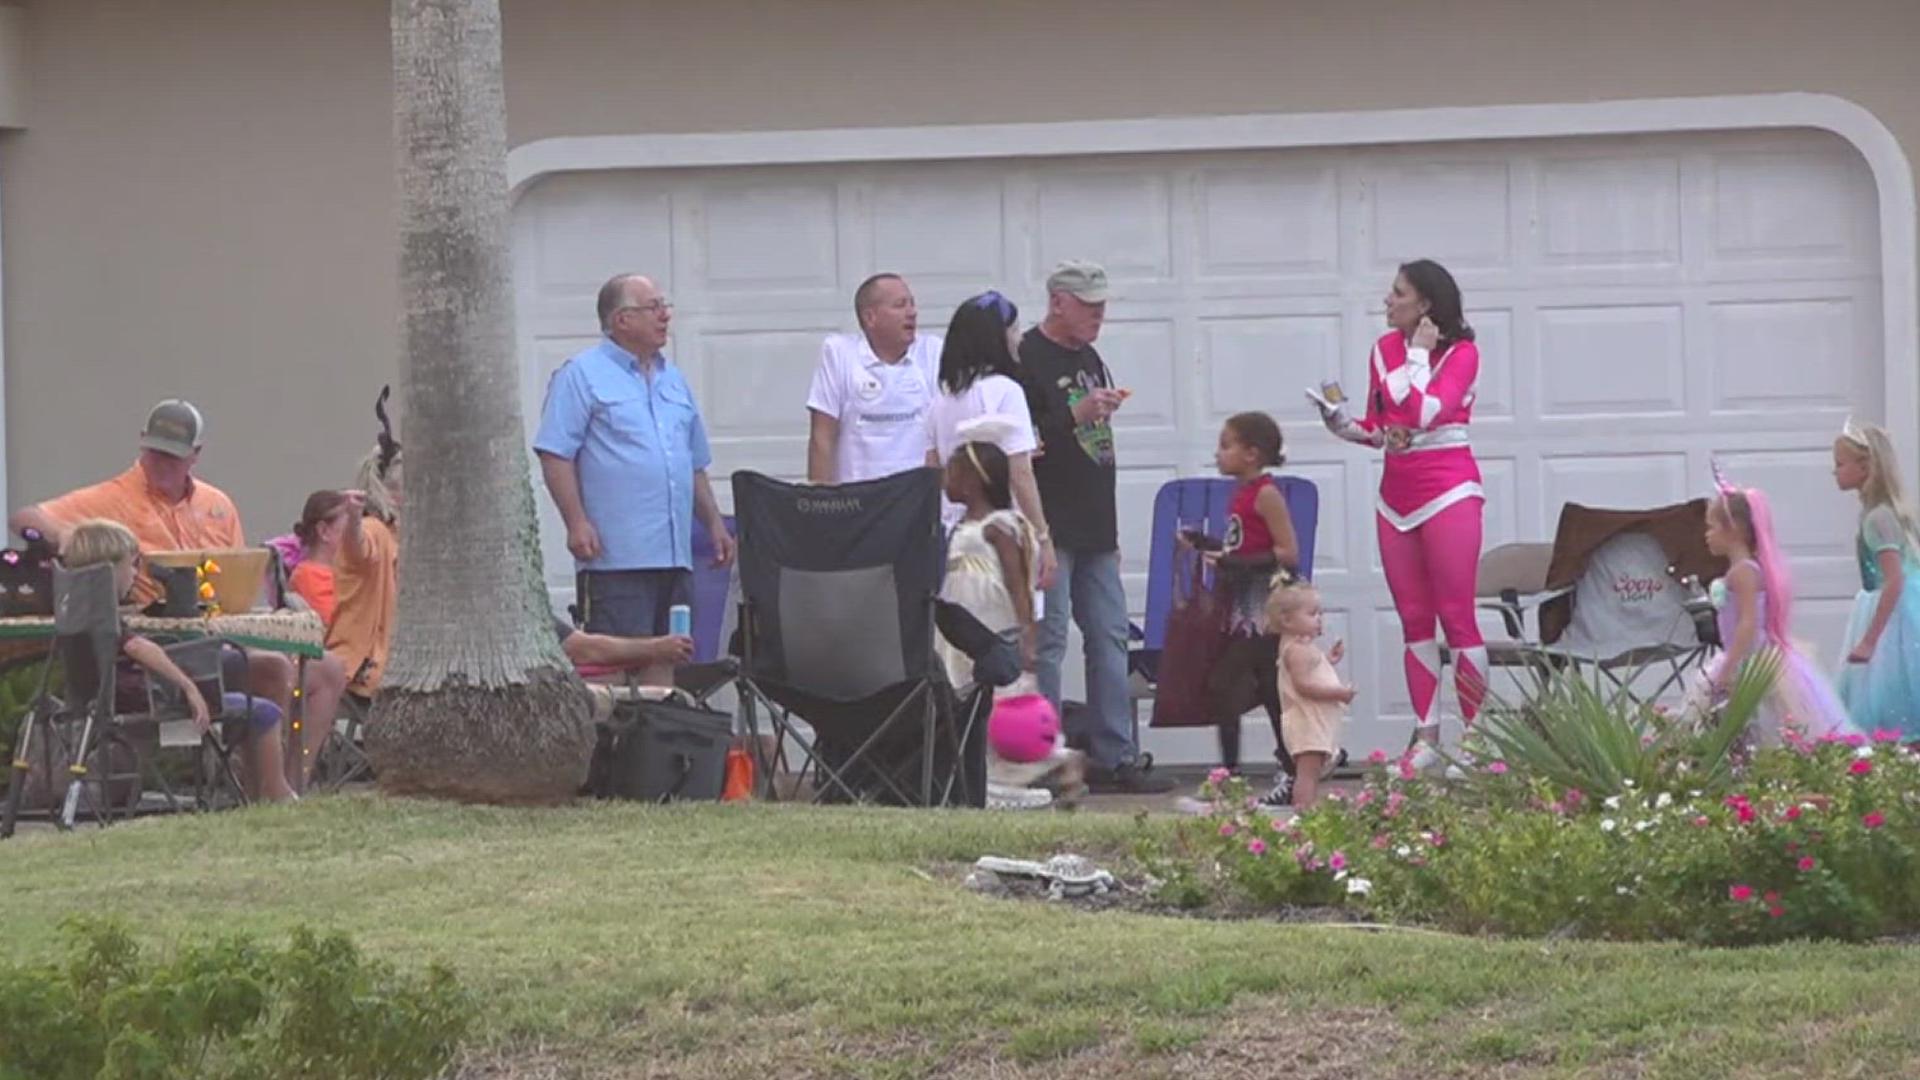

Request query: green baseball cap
[
  {"left": 1045, "top": 259, "right": 1110, "bottom": 303},
  {"left": 138, "top": 399, "right": 206, "bottom": 459}
]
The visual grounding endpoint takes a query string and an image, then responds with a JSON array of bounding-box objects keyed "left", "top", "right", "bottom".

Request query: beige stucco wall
[{"left": 3, "top": 0, "right": 1919, "bottom": 533}]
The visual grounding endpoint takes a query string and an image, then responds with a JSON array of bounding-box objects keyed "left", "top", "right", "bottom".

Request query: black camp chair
[{"left": 731, "top": 469, "right": 986, "bottom": 807}]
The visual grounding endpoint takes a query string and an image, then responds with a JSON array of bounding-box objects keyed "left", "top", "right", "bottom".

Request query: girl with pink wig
[{"left": 1701, "top": 479, "right": 1854, "bottom": 745}]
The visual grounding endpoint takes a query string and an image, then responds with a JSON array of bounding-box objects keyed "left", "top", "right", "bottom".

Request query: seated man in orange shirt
[{"left": 9, "top": 400, "right": 350, "bottom": 792}]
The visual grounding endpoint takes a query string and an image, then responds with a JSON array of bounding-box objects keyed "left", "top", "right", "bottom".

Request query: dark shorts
[{"left": 576, "top": 569, "right": 692, "bottom": 638}]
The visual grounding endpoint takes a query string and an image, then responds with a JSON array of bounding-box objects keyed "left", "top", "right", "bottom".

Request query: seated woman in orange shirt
[
  {"left": 283, "top": 490, "right": 351, "bottom": 626},
  {"left": 329, "top": 445, "right": 401, "bottom": 698}
]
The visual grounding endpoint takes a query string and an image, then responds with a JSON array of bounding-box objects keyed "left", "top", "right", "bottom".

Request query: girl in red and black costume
[
  {"left": 1314, "top": 260, "right": 1485, "bottom": 770},
  {"left": 1202, "top": 412, "right": 1304, "bottom": 802}
]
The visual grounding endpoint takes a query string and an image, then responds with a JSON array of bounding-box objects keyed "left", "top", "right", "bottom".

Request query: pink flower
[
  {"left": 1692, "top": 815, "right": 1712, "bottom": 828},
  {"left": 1736, "top": 804, "right": 1757, "bottom": 825},
  {"left": 1270, "top": 818, "right": 1289, "bottom": 832},
  {"left": 1874, "top": 728, "right": 1903, "bottom": 744},
  {"left": 1729, "top": 884, "right": 1754, "bottom": 902},
  {"left": 1798, "top": 856, "right": 1817, "bottom": 872},
  {"left": 1371, "top": 833, "right": 1392, "bottom": 850},
  {"left": 1487, "top": 760, "right": 1509, "bottom": 775},
  {"left": 1367, "top": 749, "right": 1389, "bottom": 765},
  {"left": 1309, "top": 857, "right": 1326, "bottom": 873},
  {"left": 1564, "top": 789, "right": 1585, "bottom": 809},
  {"left": 1247, "top": 838, "right": 1267, "bottom": 856},
  {"left": 1429, "top": 832, "right": 1448, "bottom": 848},
  {"left": 1763, "top": 891, "right": 1780, "bottom": 904},
  {"left": 1640, "top": 733, "right": 1655, "bottom": 748},
  {"left": 1353, "top": 790, "right": 1375, "bottom": 809},
  {"left": 1849, "top": 759, "right": 1874, "bottom": 777},
  {"left": 1864, "top": 811, "right": 1887, "bottom": 829},
  {"left": 1845, "top": 732, "right": 1869, "bottom": 748},
  {"left": 1768, "top": 905, "right": 1786, "bottom": 919},
  {"left": 1329, "top": 851, "right": 1348, "bottom": 872},
  {"left": 1397, "top": 759, "right": 1416, "bottom": 781},
  {"left": 1208, "top": 767, "right": 1232, "bottom": 785},
  {"left": 1218, "top": 821, "right": 1237, "bottom": 838},
  {"left": 1385, "top": 791, "right": 1408, "bottom": 817},
  {"left": 1783, "top": 806, "right": 1803, "bottom": 822}
]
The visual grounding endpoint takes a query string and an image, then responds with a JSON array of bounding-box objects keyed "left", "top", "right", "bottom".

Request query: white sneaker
[
  {"left": 986, "top": 783, "right": 1053, "bottom": 811},
  {"left": 1405, "top": 742, "right": 1445, "bottom": 774}
]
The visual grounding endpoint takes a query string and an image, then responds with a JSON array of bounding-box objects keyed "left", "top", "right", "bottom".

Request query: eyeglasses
[
  {"left": 619, "top": 300, "right": 674, "bottom": 317},
  {"left": 970, "top": 290, "right": 1015, "bottom": 326}
]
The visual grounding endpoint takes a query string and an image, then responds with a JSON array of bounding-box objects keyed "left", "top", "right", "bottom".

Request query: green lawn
[{"left": 4, "top": 797, "right": 1918, "bottom": 1079}]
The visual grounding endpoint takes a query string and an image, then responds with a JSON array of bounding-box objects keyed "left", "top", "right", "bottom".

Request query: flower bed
[{"left": 1142, "top": 732, "right": 1920, "bottom": 945}]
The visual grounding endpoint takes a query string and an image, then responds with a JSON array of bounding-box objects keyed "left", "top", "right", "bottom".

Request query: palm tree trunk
[{"left": 370, "top": 0, "right": 592, "bottom": 804}]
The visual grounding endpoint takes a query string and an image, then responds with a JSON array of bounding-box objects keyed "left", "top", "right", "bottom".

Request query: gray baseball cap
[
  {"left": 138, "top": 399, "right": 206, "bottom": 458},
  {"left": 1045, "top": 259, "right": 1110, "bottom": 303}
]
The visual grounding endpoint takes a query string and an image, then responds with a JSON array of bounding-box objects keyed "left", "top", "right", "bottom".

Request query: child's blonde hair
[
  {"left": 60, "top": 519, "right": 141, "bottom": 569},
  {"left": 1264, "top": 579, "right": 1318, "bottom": 631},
  {"left": 1838, "top": 421, "right": 1920, "bottom": 545},
  {"left": 355, "top": 444, "right": 402, "bottom": 525}
]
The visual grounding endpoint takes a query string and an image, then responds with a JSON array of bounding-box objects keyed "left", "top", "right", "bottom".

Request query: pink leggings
[{"left": 1378, "top": 499, "right": 1487, "bottom": 730}]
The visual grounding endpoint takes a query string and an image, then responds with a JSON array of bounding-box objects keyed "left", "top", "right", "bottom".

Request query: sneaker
[
  {"left": 1405, "top": 741, "right": 1444, "bottom": 774},
  {"left": 1320, "top": 748, "right": 1349, "bottom": 781},
  {"left": 1257, "top": 774, "right": 1294, "bottom": 808},
  {"left": 1086, "top": 755, "right": 1178, "bottom": 794},
  {"left": 986, "top": 783, "right": 1054, "bottom": 811}
]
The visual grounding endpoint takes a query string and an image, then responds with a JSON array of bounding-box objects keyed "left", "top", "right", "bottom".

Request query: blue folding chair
[{"left": 1126, "top": 476, "right": 1319, "bottom": 734}]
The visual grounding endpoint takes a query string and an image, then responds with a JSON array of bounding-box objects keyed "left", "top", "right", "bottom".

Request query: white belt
[{"left": 1394, "top": 424, "right": 1471, "bottom": 453}]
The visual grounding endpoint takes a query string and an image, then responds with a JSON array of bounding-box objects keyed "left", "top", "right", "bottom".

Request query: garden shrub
[{"left": 0, "top": 918, "right": 472, "bottom": 1080}]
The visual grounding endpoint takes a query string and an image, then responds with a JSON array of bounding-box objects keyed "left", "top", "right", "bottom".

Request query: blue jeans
[{"left": 1037, "top": 547, "right": 1136, "bottom": 769}]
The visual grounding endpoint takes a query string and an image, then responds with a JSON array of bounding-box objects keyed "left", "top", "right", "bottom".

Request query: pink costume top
[{"left": 1340, "top": 331, "right": 1484, "bottom": 532}]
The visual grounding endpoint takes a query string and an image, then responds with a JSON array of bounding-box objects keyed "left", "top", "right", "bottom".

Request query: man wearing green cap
[{"left": 1019, "top": 260, "right": 1173, "bottom": 794}]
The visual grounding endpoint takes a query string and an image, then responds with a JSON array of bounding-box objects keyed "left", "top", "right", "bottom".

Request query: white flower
[
  {"left": 1603, "top": 795, "right": 1623, "bottom": 811},
  {"left": 1616, "top": 885, "right": 1631, "bottom": 895},
  {"left": 1346, "top": 877, "right": 1373, "bottom": 896},
  {"left": 1856, "top": 746, "right": 1876, "bottom": 760},
  {"left": 1334, "top": 870, "right": 1348, "bottom": 882},
  {"left": 1689, "top": 790, "right": 1703, "bottom": 798},
  {"left": 1622, "top": 779, "right": 1636, "bottom": 789},
  {"left": 1634, "top": 820, "right": 1653, "bottom": 833},
  {"left": 1600, "top": 819, "right": 1618, "bottom": 833},
  {"left": 1655, "top": 792, "right": 1673, "bottom": 810},
  {"left": 1395, "top": 845, "right": 1412, "bottom": 858}
]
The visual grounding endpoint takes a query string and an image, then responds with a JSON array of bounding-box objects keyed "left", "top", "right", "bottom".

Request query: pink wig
[{"left": 1727, "top": 487, "right": 1793, "bottom": 643}]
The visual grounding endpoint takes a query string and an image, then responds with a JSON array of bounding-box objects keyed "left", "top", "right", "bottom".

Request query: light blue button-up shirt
[{"left": 534, "top": 337, "right": 713, "bottom": 572}]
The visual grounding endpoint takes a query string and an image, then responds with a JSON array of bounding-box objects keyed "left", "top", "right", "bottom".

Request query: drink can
[{"left": 669, "top": 604, "right": 692, "bottom": 639}]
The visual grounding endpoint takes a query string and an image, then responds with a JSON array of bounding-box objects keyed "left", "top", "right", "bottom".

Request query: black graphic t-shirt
[{"left": 1019, "top": 328, "right": 1118, "bottom": 553}]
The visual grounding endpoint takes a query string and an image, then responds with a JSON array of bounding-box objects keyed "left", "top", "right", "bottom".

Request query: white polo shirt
[{"left": 806, "top": 331, "right": 943, "bottom": 483}]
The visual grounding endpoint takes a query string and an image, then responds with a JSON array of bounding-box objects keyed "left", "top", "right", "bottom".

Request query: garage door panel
[
  {"left": 1536, "top": 155, "right": 1683, "bottom": 267},
  {"left": 697, "top": 182, "right": 841, "bottom": 294},
  {"left": 869, "top": 175, "right": 1006, "bottom": 285},
  {"left": 1710, "top": 151, "right": 1875, "bottom": 264},
  {"left": 1540, "top": 452, "right": 1690, "bottom": 515},
  {"left": 694, "top": 326, "right": 836, "bottom": 435},
  {"left": 520, "top": 174, "right": 674, "bottom": 300},
  {"left": 1715, "top": 449, "right": 1859, "bottom": 558},
  {"left": 1193, "top": 163, "right": 1341, "bottom": 278},
  {"left": 1707, "top": 298, "right": 1860, "bottom": 415},
  {"left": 1200, "top": 314, "right": 1341, "bottom": 422},
  {"left": 1366, "top": 159, "right": 1513, "bottom": 271},
  {"left": 1537, "top": 304, "right": 1687, "bottom": 419},
  {"left": 1093, "top": 318, "right": 1179, "bottom": 428},
  {"left": 1282, "top": 459, "right": 1350, "bottom": 575},
  {"left": 1035, "top": 170, "right": 1172, "bottom": 281}
]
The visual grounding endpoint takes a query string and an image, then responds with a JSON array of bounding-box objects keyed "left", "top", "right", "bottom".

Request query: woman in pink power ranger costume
[{"left": 1312, "top": 259, "right": 1485, "bottom": 771}]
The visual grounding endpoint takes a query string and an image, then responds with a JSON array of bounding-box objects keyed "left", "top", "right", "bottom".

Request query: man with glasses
[
  {"left": 536, "top": 273, "right": 734, "bottom": 644},
  {"left": 805, "top": 273, "right": 943, "bottom": 485}
]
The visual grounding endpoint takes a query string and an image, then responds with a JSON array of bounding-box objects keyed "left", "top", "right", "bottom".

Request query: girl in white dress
[{"left": 940, "top": 427, "right": 1083, "bottom": 807}]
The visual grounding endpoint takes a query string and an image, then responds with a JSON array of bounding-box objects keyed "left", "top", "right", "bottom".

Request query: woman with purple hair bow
[{"left": 1699, "top": 462, "right": 1856, "bottom": 746}]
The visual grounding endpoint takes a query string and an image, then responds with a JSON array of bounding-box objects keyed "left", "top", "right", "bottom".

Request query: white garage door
[{"left": 511, "top": 127, "right": 1883, "bottom": 761}]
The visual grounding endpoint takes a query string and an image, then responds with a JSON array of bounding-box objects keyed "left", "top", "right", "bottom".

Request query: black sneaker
[
  {"left": 1087, "top": 755, "right": 1178, "bottom": 794},
  {"left": 1320, "top": 748, "right": 1349, "bottom": 780},
  {"left": 1257, "top": 774, "right": 1294, "bottom": 808}
]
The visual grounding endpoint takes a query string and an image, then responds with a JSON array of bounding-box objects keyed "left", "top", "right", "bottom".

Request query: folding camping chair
[
  {"left": 730, "top": 468, "right": 986, "bottom": 807},
  {"left": 2, "top": 564, "right": 250, "bottom": 838},
  {"left": 1128, "top": 475, "right": 1319, "bottom": 735},
  {"left": 1527, "top": 501, "right": 1726, "bottom": 706}
]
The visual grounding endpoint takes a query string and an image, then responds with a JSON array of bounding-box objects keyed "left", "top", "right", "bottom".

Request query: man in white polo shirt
[{"left": 805, "top": 273, "right": 944, "bottom": 485}]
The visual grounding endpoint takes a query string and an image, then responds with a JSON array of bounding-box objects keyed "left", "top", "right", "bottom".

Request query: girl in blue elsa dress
[{"left": 1832, "top": 419, "right": 1920, "bottom": 740}]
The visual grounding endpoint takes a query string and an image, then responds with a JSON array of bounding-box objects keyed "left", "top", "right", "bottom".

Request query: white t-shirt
[
  {"left": 805, "top": 331, "right": 943, "bottom": 484},
  {"left": 925, "top": 373, "right": 1039, "bottom": 526}
]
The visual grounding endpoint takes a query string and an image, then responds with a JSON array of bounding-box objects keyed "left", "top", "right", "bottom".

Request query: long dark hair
[
  {"left": 939, "top": 291, "right": 1021, "bottom": 394},
  {"left": 1398, "top": 259, "right": 1474, "bottom": 348},
  {"left": 959, "top": 440, "right": 1013, "bottom": 510}
]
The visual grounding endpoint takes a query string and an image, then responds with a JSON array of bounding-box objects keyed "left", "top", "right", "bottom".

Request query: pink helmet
[{"left": 988, "top": 694, "right": 1060, "bottom": 764}]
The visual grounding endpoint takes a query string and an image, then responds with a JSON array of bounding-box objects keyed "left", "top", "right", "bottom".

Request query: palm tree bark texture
[{"left": 370, "top": 0, "right": 593, "bottom": 804}]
